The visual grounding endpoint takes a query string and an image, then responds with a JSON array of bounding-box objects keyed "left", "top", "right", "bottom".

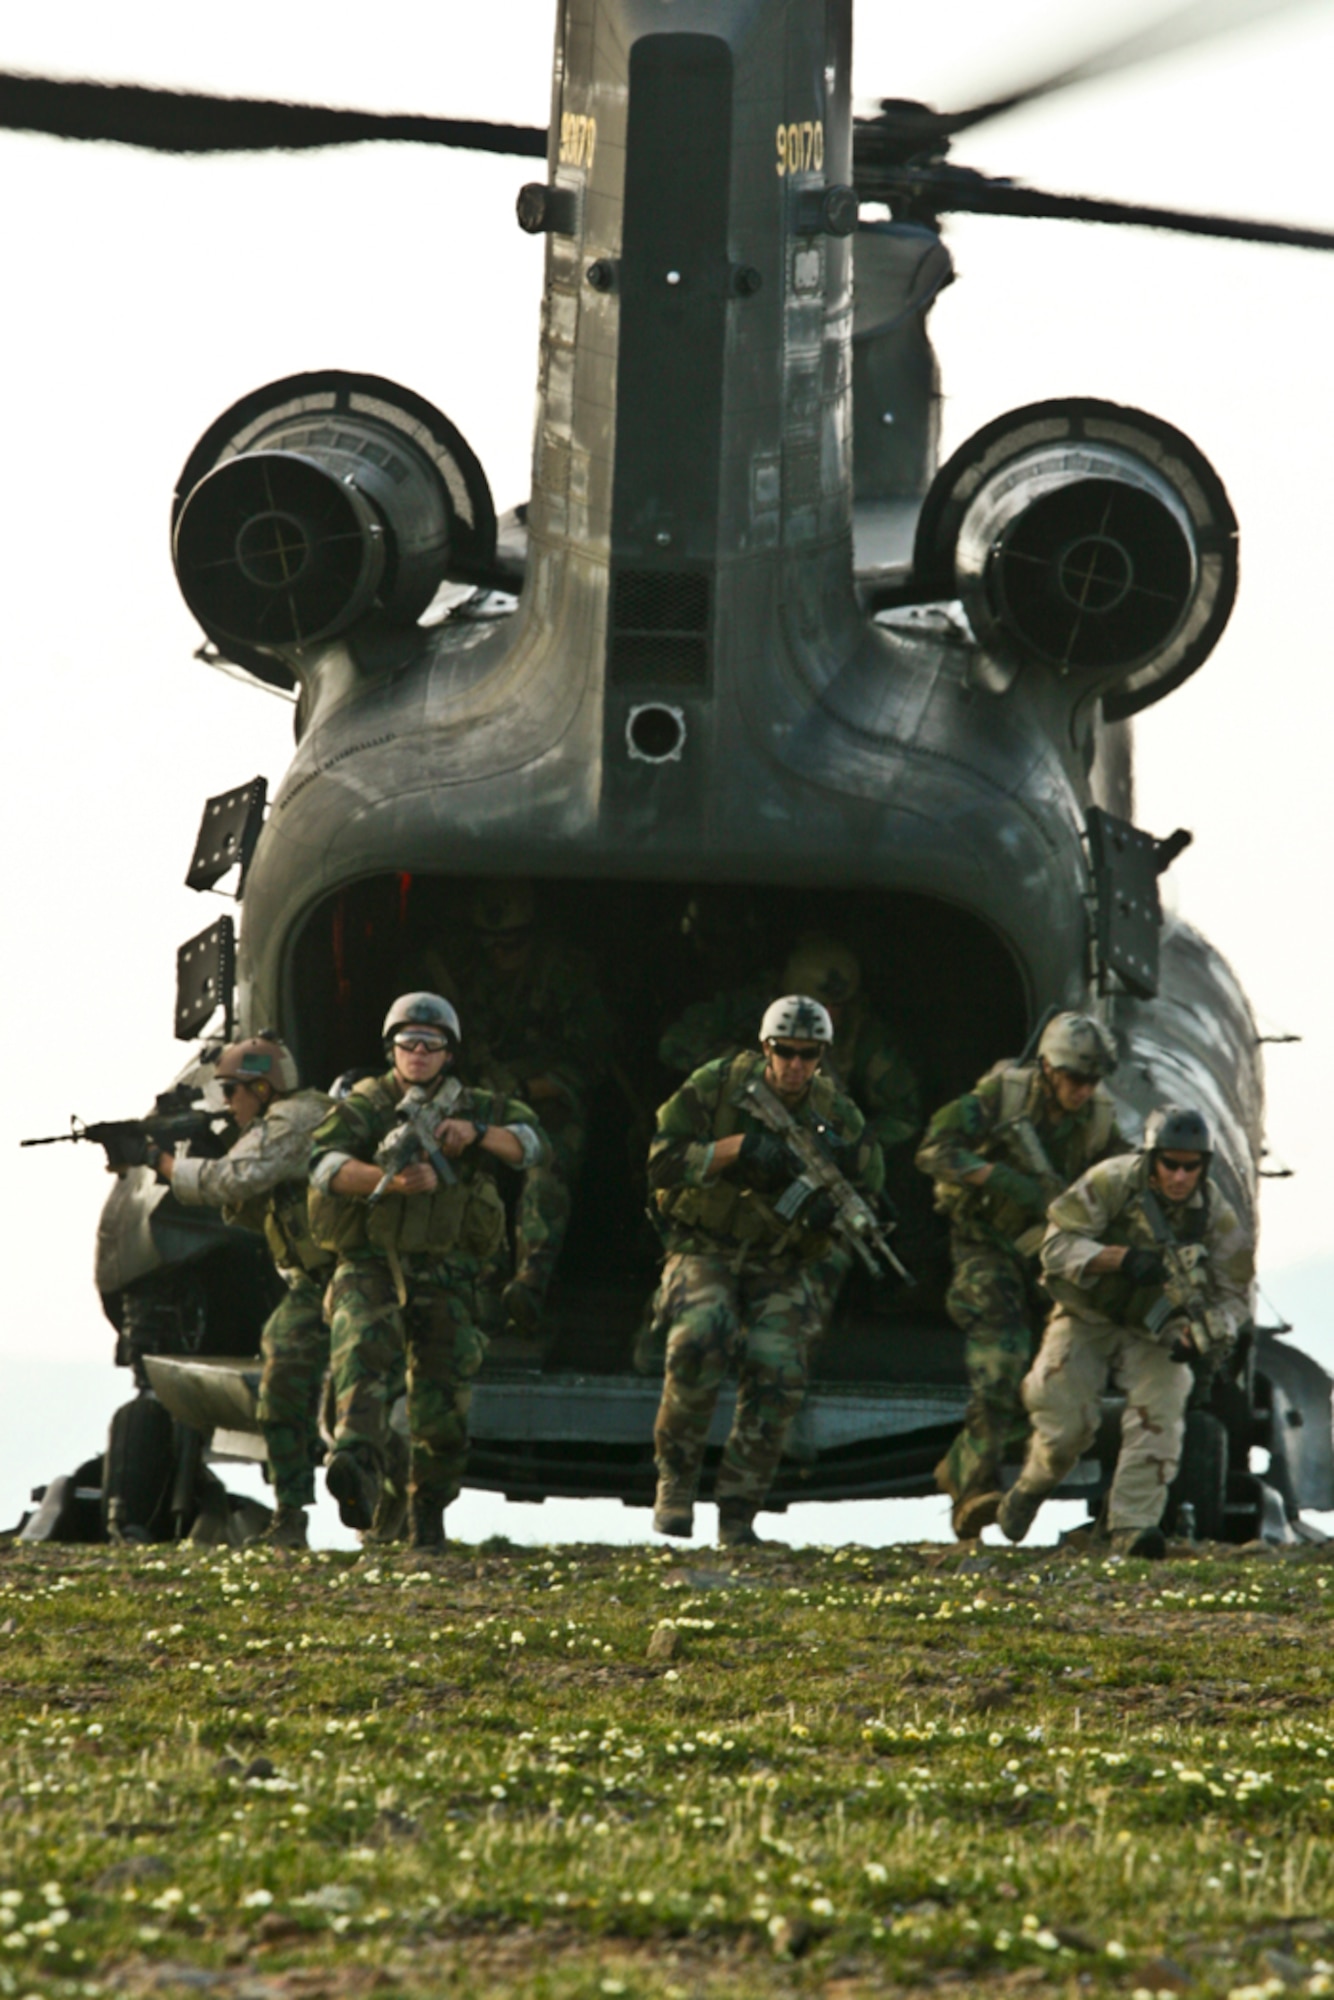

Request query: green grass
[{"left": 1, "top": 1535, "right": 1333, "bottom": 1998}]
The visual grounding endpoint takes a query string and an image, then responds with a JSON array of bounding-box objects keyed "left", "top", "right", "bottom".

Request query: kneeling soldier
[
  {"left": 648, "top": 996, "right": 885, "bottom": 1548},
  {"left": 155, "top": 1034, "right": 333, "bottom": 1551},
  {"left": 998, "top": 1106, "right": 1254, "bottom": 1558},
  {"left": 308, "top": 993, "right": 547, "bottom": 1553},
  {"left": 915, "top": 1013, "right": 1123, "bottom": 1540}
]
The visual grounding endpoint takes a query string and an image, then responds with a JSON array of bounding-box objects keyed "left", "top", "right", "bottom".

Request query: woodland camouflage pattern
[
  {"left": 659, "top": 979, "right": 920, "bottom": 1154},
  {"left": 309, "top": 1071, "right": 545, "bottom": 1510},
  {"left": 1015, "top": 1152, "right": 1256, "bottom": 1529},
  {"left": 915, "top": 1062, "right": 1125, "bottom": 1508},
  {"left": 649, "top": 1052, "right": 884, "bottom": 1517},
  {"left": 462, "top": 939, "right": 615, "bottom": 1308},
  {"left": 170, "top": 1088, "right": 334, "bottom": 1509}
]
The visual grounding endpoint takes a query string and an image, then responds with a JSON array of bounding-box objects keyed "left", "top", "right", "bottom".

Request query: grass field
[{"left": 1, "top": 1534, "right": 1332, "bottom": 1999}]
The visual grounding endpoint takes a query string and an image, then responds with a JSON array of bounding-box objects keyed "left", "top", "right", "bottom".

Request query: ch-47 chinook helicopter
[{"left": 11, "top": 0, "right": 1334, "bottom": 1547}]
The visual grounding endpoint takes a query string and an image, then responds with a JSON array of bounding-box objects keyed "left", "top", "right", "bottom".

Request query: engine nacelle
[
  {"left": 172, "top": 371, "right": 496, "bottom": 672},
  {"left": 912, "top": 398, "right": 1238, "bottom": 716}
]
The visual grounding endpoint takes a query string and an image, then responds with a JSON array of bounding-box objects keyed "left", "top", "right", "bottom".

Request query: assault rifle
[
  {"left": 1139, "top": 1194, "right": 1231, "bottom": 1359},
  {"left": 368, "top": 1081, "right": 461, "bottom": 1205},
  {"left": 742, "top": 1077, "right": 914, "bottom": 1284},
  {"left": 20, "top": 1085, "right": 221, "bottom": 1170}
]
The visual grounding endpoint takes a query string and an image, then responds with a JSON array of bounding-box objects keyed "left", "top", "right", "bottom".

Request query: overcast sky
[{"left": 1, "top": 2, "right": 1331, "bottom": 1509}]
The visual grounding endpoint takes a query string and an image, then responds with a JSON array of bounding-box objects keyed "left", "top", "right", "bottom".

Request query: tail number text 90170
[{"left": 775, "top": 120, "right": 825, "bottom": 176}]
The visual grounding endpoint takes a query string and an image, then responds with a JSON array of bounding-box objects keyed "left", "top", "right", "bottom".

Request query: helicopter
[{"left": 7, "top": 0, "right": 1334, "bottom": 1547}]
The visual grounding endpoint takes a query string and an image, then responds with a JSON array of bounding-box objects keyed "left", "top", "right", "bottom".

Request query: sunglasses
[
  {"left": 392, "top": 1031, "right": 451, "bottom": 1054},
  {"left": 768, "top": 1042, "right": 823, "bottom": 1063},
  {"left": 1157, "top": 1154, "right": 1203, "bottom": 1174},
  {"left": 219, "top": 1079, "right": 249, "bottom": 1100}
]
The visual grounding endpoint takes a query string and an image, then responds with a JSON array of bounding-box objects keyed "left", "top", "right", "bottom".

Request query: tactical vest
[
  {"left": 936, "top": 1063, "right": 1116, "bottom": 1253},
  {"left": 656, "top": 1053, "right": 844, "bottom": 1260},
  {"left": 308, "top": 1075, "right": 506, "bottom": 1263},
  {"left": 1077, "top": 1178, "right": 1212, "bottom": 1330},
  {"left": 224, "top": 1181, "right": 333, "bottom": 1278}
]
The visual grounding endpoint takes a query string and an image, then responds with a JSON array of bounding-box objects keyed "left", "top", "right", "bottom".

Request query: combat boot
[
  {"left": 997, "top": 1483, "right": 1047, "bottom": 1545},
  {"left": 248, "top": 1503, "right": 308, "bottom": 1551},
  {"left": 325, "top": 1445, "right": 381, "bottom": 1532},
  {"left": 717, "top": 1504, "right": 765, "bottom": 1549},
  {"left": 1109, "top": 1525, "right": 1167, "bottom": 1560},
  {"left": 652, "top": 1469, "right": 695, "bottom": 1539},
  {"left": 361, "top": 1477, "right": 408, "bottom": 1548},
  {"left": 952, "top": 1489, "right": 1004, "bottom": 1540},
  {"left": 406, "top": 1497, "right": 447, "bottom": 1558}
]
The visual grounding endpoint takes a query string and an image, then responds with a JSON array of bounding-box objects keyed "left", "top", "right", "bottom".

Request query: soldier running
[
  {"left": 915, "top": 1013, "right": 1124, "bottom": 1541},
  {"left": 647, "top": 996, "right": 885, "bottom": 1548},
  {"left": 998, "top": 1106, "right": 1254, "bottom": 1558},
  {"left": 153, "top": 1034, "right": 333, "bottom": 1551},
  {"left": 307, "top": 993, "right": 547, "bottom": 1553}
]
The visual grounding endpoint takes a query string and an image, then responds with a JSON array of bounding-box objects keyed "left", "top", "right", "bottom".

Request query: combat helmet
[
  {"left": 759, "top": 995, "right": 835, "bottom": 1046},
  {"left": 1143, "top": 1105, "right": 1212, "bottom": 1161},
  {"left": 783, "top": 935, "right": 861, "bottom": 1007},
  {"left": 471, "top": 880, "right": 536, "bottom": 936},
  {"left": 215, "top": 1032, "right": 299, "bottom": 1095},
  {"left": 382, "top": 992, "right": 461, "bottom": 1048},
  {"left": 1038, "top": 1012, "right": 1118, "bottom": 1080}
]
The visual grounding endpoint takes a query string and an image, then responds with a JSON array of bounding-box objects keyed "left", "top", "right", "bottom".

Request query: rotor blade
[
  {"left": 865, "top": 165, "right": 1334, "bottom": 252},
  {"left": 0, "top": 71, "right": 548, "bottom": 157},
  {"left": 943, "top": 0, "right": 1332, "bottom": 137}
]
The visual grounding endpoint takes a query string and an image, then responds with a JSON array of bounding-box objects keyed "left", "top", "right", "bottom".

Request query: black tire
[
  {"left": 102, "top": 1393, "right": 176, "bottom": 1541},
  {"left": 1166, "top": 1409, "right": 1229, "bottom": 1541}
]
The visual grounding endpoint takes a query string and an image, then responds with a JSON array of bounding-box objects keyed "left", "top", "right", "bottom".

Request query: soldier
[
  {"left": 460, "top": 881, "right": 616, "bottom": 1339},
  {"left": 153, "top": 1034, "right": 333, "bottom": 1551},
  {"left": 648, "top": 995, "right": 885, "bottom": 1547},
  {"left": 307, "top": 993, "right": 547, "bottom": 1552},
  {"left": 915, "top": 1013, "right": 1124, "bottom": 1541},
  {"left": 998, "top": 1106, "right": 1254, "bottom": 1557},
  {"left": 660, "top": 935, "right": 919, "bottom": 1159}
]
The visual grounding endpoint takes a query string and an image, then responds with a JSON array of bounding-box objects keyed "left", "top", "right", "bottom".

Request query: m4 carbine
[
  {"left": 367, "top": 1082, "right": 461, "bottom": 1205},
  {"left": 20, "top": 1085, "right": 223, "bottom": 1170},
  {"left": 742, "top": 1077, "right": 913, "bottom": 1284}
]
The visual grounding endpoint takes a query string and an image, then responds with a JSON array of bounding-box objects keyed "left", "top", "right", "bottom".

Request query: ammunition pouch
[
  {"left": 656, "top": 1182, "right": 828, "bottom": 1263},
  {"left": 310, "top": 1173, "right": 505, "bottom": 1263},
  {"left": 225, "top": 1185, "right": 333, "bottom": 1278}
]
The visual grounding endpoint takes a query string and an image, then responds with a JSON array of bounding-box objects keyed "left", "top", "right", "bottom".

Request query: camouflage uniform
[
  {"left": 915, "top": 1063, "right": 1124, "bottom": 1514},
  {"left": 462, "top": 940, "right": 615, "bottom": 1317},
  {"left": 648, "top": 1051, "right": 884, "bottom": 1520},
  {"left": 171, "top": 1090, "right": 333, "bottom": 1509},
  {"left": 660, "top": 983, "right": 919, "bottom": 1156},
  {"left": 660, "top": 980, "right": 918, "bottom": 1331},
  {"left": 308, "top": 1071, "right": 546, "bottom": 1514},
  {"left": 1020, "top": 1155, "right": 1254, "bottom": 1530}
]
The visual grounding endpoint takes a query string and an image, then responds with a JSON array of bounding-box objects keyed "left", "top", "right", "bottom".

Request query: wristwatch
[{"left": 471, "top": 1121, "right": 490, "bottom": 1147}]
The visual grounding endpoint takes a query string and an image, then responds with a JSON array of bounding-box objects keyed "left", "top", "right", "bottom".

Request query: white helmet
[{"left": 760, "top": 995, "right": 834, "bottom": 1045}]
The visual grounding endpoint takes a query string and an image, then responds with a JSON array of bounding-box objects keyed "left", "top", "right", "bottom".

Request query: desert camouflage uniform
[
  {"left": 171, "top": 1090, "right": 333, "bottom": 1509},
  {"left": 648, "top": 1051, "right": 884, "bottom": 1516},
  {"left": 916, "top": 1063, "right": 1124, "bottom": 1509},
  {"left": 462, "top": 941, "right": 615, "bottom": 1313},
  {"left": 308, "top": 1072, "right": 546, "bottom": 1512},
  {"left": 1018, "top": 1154, "right": 1254, "bottom": 1529}
]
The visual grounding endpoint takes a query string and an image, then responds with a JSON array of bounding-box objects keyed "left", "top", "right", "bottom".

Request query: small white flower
[{"left": 241, "top": 1889, "right": 273, "bottom": 1909}]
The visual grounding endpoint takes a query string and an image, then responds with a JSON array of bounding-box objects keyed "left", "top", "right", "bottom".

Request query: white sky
[{"left": 0, "top": 0, "right": 1331, "bottom": 1460}]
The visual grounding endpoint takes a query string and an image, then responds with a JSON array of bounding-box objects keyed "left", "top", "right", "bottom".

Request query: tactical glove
[
  {"left": 803, "top": 1190, "right": 838, "bottom": 1234},
  {"left": 1121, "top": 1246, "right": 1168, "bottom": 1287},
  {"left": 737, "top": 1130, "right": 794, "bottom": 1184},
  {"left": 110, "top": 1127, "right": 152, "bottom": 1169},
  {"left": 987, "top": 1163, "right": 1045, "bottom": 1214}
]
